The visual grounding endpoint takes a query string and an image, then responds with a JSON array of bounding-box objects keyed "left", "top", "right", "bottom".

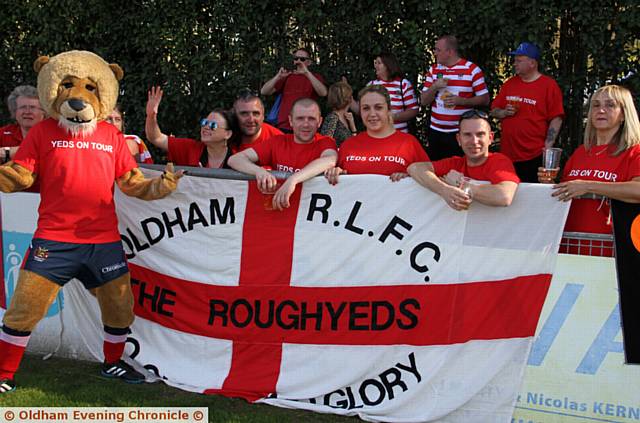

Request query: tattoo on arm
[{"left": 545, "top": 127, "right": 557, "bottom": 146}]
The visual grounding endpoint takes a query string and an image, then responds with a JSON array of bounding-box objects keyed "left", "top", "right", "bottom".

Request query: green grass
[{"left": 0, "top": 354, "right": 358, "bottom": 423}]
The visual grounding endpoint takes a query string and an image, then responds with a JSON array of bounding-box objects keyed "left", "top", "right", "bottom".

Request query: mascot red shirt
[{"left": 15, "top": 119, "right": 136, "bottom": 243}]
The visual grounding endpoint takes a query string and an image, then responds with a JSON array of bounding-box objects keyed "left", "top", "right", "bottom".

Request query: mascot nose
[{"left": 68, "top": 99, "right": 86, "bottom": 111}]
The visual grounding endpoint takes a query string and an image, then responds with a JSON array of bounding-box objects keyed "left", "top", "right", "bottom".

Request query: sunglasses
[
  {"left": 293, "top": 56, "right": 310, "bottom": 62},
  {"left": 459, "top": 109, "right": 490, "bottom": 122},
  {"left": 200, "top": 119, "right": 227, "bottom": 130}
]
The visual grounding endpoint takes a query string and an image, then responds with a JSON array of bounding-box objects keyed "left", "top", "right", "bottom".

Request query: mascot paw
[{"left": 161, "top": 162, "right": 184, "bottom": 191}]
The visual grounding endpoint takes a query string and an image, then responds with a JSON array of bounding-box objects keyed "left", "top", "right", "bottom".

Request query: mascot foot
[
  {"left": 0, "top": 378, "right": 16, "bottom": 393},
  {"left": 101, "top": 360, "right": 145, "bottom": 384}
]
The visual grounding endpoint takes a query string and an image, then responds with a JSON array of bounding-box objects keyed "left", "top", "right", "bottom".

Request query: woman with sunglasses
[
  {"left": 538, "top": 85, "right": 640, "bottom": 255},
  {"left": 325, "top": 85, "right": 428, "bottom": 184},
  {"left": 365, "top": 52, "right": 419, "bottom": 133},
  {"left": 145, "top": 86, "right": 234, "bottom": 168},
  {"left": 260, "top": 48, "right": 327, "bottom": 132}
]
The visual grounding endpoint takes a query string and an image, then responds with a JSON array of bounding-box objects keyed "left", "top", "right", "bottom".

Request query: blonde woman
[
  {"left": 540, "top": 85, "right": 640, "bottom": 253},
  {"left": 319, "top": 81, "right": 357, "bottom": 147}
]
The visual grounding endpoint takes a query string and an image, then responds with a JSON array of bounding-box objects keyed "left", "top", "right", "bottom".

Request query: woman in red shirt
[
  {"left": 539, "top": 85, "right": 640, "bottom": 255},
  {"left": 325, "top": 84, "right": 428, "bottom": 185},
  {"left": 145, "top": 86, "right": 234, "bottom": 168}
]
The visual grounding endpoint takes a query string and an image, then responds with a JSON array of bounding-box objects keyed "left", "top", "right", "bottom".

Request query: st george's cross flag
[{"left": 114, "top": 171, "right": 569, "bottom": 422}]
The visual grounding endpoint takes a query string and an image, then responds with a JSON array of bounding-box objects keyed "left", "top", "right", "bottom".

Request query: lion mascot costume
[{"left": 0, "top": 50, "right": 182, "bottom": 393}]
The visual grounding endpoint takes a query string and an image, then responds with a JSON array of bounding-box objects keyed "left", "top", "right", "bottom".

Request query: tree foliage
[{"left": 1, "top": 0, "right": 638, "bottom": 160}]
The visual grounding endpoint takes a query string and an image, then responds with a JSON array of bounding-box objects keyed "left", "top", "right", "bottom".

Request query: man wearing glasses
[
  {"left": 408, "top": 110, "right": 519, "bottom": 210},
  {"left": 261, "top": 48, "right": 327, "bottom": 132},
  {"left": 1, "top": 85, "right": 46, "bottom": 163}
]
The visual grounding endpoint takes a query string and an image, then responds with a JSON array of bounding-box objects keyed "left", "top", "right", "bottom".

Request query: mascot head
[{"left": 34, "top": 50, "right": 123, "bottom": 137}]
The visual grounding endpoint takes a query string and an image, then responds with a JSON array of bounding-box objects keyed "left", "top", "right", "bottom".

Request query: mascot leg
[
  {"left": 94, "top": 273, "right": 144, "bottom": 383},
  {"left": 0, "top": 270, "right": 61, "bottom": 392}
]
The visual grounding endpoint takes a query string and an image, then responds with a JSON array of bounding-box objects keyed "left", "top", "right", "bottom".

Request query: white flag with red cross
[{"left": 114, "top": 172, "right": 569, "bottom": 423}]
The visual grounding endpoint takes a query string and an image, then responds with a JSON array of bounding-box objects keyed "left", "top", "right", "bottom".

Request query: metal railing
[{"left": 143, "top": 165, "right": 616, "bottom": 258}]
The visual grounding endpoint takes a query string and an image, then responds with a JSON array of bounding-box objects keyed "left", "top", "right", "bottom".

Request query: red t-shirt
[
  {"left": 168, "top": 136, "right": 205, "bottom": 166},
  {"left": 274, "top": 73, "right": 326, "bottom": 130},
  {"left": 252, "top": 133, "right": 336, "bottom": 173},
  {"left": 492, "top": 74, "right": 564, "bottom": 162},
  {"left": 14, "top": 118, "right": 136, "bottom": 243},
  {"left": 432, "top": 153, "right": 520, "bottom": 184},
  {"left": 234, "top": 123, "right": 283, "bottom": 153},
  {"left": 338, "top": 131, "right": 429, "bottom": 175},
  {"left": 168, "top": 136, "right": 230, "bottom": 168},
  {"left": 562, "top": 144, "right": 640, "bottom": 234},
  {"left": 0, "top": 123, "right": 23, "bottom": 147}
]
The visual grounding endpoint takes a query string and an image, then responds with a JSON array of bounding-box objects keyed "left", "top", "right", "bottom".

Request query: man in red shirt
[
  {"left": 408, "top": 110, "right": 519, "bottom": 210},
  {"left": 228, "top": 98, "right": 337, "bottom": 210},
  {"left": 232, "top": 89, "right": 282, "bottom": 152},
  {"left": 0, "top": 85, "right": 46, "bottom": 163},
  {"left": 260, "top": 48, "right": 327, "bottom": 132},
  {"left": 491, "top": 42, "right": 564, "bottom": 182}
]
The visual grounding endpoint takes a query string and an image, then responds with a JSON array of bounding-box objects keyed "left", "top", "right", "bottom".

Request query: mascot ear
[
  {"left": 33, "top": 56, "right": 50, "bottom": 73},
  {"left": 109, "top": 64, "right": 124, "bottom": 81}
]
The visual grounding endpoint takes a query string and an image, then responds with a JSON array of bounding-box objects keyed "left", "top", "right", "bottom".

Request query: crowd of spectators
[{"left": 2, "top": 36, "right": 639, "bottom": 244}]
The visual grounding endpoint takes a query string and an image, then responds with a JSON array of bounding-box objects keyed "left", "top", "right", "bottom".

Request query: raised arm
[
  {"left": 261, "top": 68, "right": 290, "bottom": 96},
  {"left": 144, "top": 86, "right": 169, "bottom": 151},
  {"left": 304, "top": 70, "right": 327, "bottom": 97}
]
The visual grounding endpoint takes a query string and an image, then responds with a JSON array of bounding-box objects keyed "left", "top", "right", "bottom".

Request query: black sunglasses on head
[
  {"left": 293, "top": 56, "right": 310, "bottom": 62},
  {"left": 459, "top": 109, "right": 491, "bottom": 124}
]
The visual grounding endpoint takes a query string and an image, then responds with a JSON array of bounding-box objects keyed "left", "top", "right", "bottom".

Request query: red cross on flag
[{"left": 115, "top": 172, "right": 569, "bottom": 422}]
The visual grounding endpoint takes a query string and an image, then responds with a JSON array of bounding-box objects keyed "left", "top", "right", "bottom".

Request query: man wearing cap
[{"left": 491, "top": 42, "right": 564, "bottom": 183}]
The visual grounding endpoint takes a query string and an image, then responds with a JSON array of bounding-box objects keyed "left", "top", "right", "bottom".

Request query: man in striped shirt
[{"left": 421, "top": 35, "right": 490, "bottom": 161}]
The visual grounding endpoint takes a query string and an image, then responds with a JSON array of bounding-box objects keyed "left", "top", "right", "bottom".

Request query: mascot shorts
[{"left": 23, "top": 238, "right": 129, "bottom": 289}]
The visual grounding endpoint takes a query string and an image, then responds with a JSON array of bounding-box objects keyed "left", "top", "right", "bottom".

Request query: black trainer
[
  {"left": 0, "top": 378, "right": 16, "bottom": 393},
  {"left": 101, "top": 360, "right": 145, "bottom": 384}
]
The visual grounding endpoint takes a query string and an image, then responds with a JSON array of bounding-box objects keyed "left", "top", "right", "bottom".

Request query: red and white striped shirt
[
  {"left": 422, "top": 59, "right": 488, "bottom": 133},
  {"left": 367, "top": 78, "right": 418, "bottom": 133}
]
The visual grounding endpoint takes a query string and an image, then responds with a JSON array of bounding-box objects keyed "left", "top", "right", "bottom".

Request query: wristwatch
[{"left": 3, "top": 147, "right": 10, "bottom": 164}]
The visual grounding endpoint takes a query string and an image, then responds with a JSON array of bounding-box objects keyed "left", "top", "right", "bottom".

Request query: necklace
[{"left": 589, "top": 144, "right": 609, "bottom": 157}]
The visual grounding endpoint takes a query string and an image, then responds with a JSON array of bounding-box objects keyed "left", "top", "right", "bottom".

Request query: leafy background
[{"left": 1, "top": 0, "right": 638, "bottom": 161}]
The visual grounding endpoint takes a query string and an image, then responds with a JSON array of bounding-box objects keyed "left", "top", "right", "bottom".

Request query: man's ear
[{"left": 33, "top": 56, "right": 50, "bottom": 73}]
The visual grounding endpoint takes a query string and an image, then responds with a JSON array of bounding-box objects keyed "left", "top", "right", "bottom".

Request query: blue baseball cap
[{"left": 508, "top": 42, "right": 541, "bottom": 61}]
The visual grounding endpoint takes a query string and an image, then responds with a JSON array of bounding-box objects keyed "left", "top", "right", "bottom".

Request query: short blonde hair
[
  {"left": 327, "top": 81, "right": 353, "bottom": 110},
  {"left": 584, "top": 85, "right": 640, "bottom": 156}
]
